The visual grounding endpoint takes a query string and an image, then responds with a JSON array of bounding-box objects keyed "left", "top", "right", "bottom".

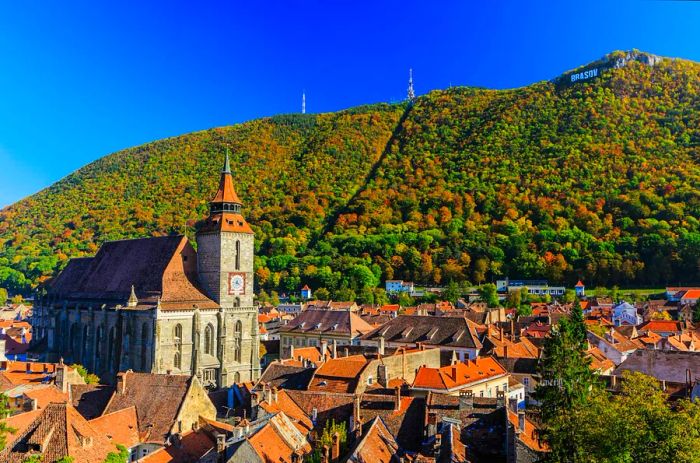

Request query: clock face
[{"left": 228, "top": 273, "right": 245, "bottom": 295}]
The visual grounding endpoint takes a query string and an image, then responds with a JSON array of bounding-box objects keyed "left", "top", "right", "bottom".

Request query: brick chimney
[
  {"left": 517, "top": 410, "right": 526, "bottom": 435},
  {"left": 352, "top": 393, "right": 362, "bottom": 436},
  {"left": 332, "top": 340, "right": 338, "bottom": 359},
  {"left": 394, "top": 386, "right": 401, "bottom": 411},
  {"left": 320, "top": 340, "right": 328, "bottom": 360},
  {"left": 378, "top": 335, "right": 385, "bottom": 356}
]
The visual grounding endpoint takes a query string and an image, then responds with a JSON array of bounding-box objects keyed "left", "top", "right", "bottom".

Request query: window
[
  {"left": 235, "top": 240, "right": 241, "bottom": 270},
  {"left": 367, "top": 376, "right": 373, "bottom": 385},
  {"left": 204, "top": 324, "right": 215, "bottom": 355},
  {"left": 174, "top": 324, "right": 183, "bottom": 343},
  {"left": 174, "top": 351, "right": 181, "bottom": 369}
]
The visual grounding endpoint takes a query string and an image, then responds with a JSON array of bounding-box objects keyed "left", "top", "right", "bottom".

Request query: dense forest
[{"left": 0, "top": 51, "right": 698, "bottom": 298}]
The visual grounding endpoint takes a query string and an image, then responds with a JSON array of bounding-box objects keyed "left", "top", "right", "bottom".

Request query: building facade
[{"left": 30, "top": 153, "right": 260, "bottom": 388}]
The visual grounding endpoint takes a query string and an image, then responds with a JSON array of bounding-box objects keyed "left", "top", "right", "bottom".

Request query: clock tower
[{"left": 196, "top": 151, "right": 255, "bottom": 308}]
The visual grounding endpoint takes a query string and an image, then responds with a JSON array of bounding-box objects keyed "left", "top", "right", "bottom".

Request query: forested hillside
[{"left": 1, "top": 51, "right": 698, "bottom": 298}]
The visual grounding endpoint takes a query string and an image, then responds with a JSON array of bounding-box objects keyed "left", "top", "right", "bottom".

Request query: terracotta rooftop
[
  {"left": 345, "top": 416, "right": 399, "bottom": 463},
  {"left": 247, "top": 412, "right": 311, "bottom": 463},
  {"left": 102, "top": 371, "right": 195, "bottom": 443},
  {"left": 308, "top": 355, "right": 369, "bottom": 393},
  {"left": 507, "top": 409, "right": 548, "bottom": 453},
  {"left": 280, "top": 309, "right": 373, "bottom": 337},
  {"left": 412, "top": 357, "right": 507, "bottom": 392},
  {"left": 0, "top": 402, "right": 125, "bottom": 463},
  {"left": 141, "top": 429, "right": 216, "bottom": 463}
]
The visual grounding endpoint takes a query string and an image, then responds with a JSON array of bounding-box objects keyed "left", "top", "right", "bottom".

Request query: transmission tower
[{"left": 407, "top": 68, "right": 415, "bottom": 102}]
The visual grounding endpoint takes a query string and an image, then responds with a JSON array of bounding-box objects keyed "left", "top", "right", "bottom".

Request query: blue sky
[{"left": 0, "top": 1, "right": 698, "bottom": 207}]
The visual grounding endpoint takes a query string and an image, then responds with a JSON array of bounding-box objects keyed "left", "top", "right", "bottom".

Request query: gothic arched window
[
  {"left": 174, "top": 324, "right": 182, "bottom": 344},
  {"left": 204, "top": 324, "right": 215, "bottom": 355},
  {"left": 174, "top": 351, "right": 181, "bottom": 370},
  {"left": 235, "top": 240, "right": 241, "bottom": 270},
  {"left": 141, "top": 322, "right": 150, "bottom": 370},
  {"left": 234, "top": 320, "right": 243, "bottom": 363}
]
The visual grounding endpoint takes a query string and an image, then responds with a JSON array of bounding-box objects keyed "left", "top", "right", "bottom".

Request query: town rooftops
[
  {"left": 48, "top": 235, "right": 218, "bottom": 310},
  {"left": 279, "top": 308, "right": 373, "bottom": 337},
  {"left": 102, "top": 371, "right": 206, "bottom": 444},
  {"left": 0, "top": 402, "right": 131, "bottom": 463},
  {"left": 412, "top": 357, "right": 507, "bottom": 392},
  {"left": 345, "top": 416, "right": 399, "bottom": 463},
  {"left": 361, "top": 315, "right": 482, "bottom": 349}
]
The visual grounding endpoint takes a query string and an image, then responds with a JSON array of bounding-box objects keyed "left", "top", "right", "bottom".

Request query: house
[
  {"left": 385, "top": 280, "right": 415, "bottom": 294},
  {"left": 141, "top": 427, "right": 220, "bottom": 463},
  {"left": 279, "top": 308, "right": 374, "bottom": 350},
  {"left": 506, "top": 409, "right": 549, "bottom": 462},
  {"left": 587, "top": 330, "right": 642, "bottom": 365},
  {"left": 300, "top": 285, "right": 312, "bottom": 300},
  {"left": 0, "top": 402, "right": 140, "bottom": 463},
  {"left": 496, "top": 279, "right": 565, "bottom": 297},
  {"left": 344, "top": 416, "right": 400, "bottom": 463},
  {"left": 361, "top": 315, "right": 483, "bottom": 361},
  {"left": 411, "top": 357, "right": 509, "bottom": 398},
  {"left": 638, "top": 320, "right": 685, "bottom": 338},
  {"left": 667, "top": 287, "right": 700, "bottom": 302},
  {"left": 226, "top": 411, "right": 312, "bottom": 462},
  {"left": 614, "top": 349, "right": 700, "bottom": 385},
  {"left": 612, "top": 301, "right": 642, "bottom": 326},
  {"left": 680, "top": 289, "right": 700, "bottom": 305},
  {"left": 575, "top": 280, "right": 585, "bottom": 297}
]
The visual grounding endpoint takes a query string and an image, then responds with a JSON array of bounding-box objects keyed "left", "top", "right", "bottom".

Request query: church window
[
  {"left": 204, "top": 324, "right": 215, "bottom": 355},
  {"left": 234, "top": 297, "right": 240, "bottom": 308},
  {"left": 235, "top": 240, "right": 240, "bottom": 270},
  {"left": 95, "top": 325, "right": 103, "bottom": 357},
  {"left": 174, "top": 351, "right": 181, "bottom": 370},
  {"left": 141, "top": 322, "right": 149, "bottom": 370},
  {"left": 234, "top": 320, "right": 243, "bottom": 362},
  {"left": 174, "top": 324, "right": 182, "bottom": 344}
]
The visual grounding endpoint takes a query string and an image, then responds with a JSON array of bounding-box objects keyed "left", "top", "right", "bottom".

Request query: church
[{"left": 30, "top": 153, "right": 260, "bottom": 388}]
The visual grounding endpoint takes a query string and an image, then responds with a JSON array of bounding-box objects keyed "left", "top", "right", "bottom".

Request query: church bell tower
[{"left": 196, "top": 150, "right": 255, "bottom": 308}]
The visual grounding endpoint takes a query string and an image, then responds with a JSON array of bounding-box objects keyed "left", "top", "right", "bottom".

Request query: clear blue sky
[{"left": 1, "top": 0, "right": 698, "bottom": 207}]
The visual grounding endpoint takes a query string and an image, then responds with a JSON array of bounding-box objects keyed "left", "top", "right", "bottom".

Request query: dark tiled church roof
[
  {"left": 48, "top": 235, "right": 217, "bottom": 309},
  {"left": 362, "top": 315, "right": 482, "bottom": 349}
]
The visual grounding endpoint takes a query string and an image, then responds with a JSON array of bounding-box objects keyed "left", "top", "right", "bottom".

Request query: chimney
[
  {"left": 451, "top": 366, "right": 457, "bottom": 381},
  {"left": 31, "top": 398, "right": 38, "bottom": 411},
  {"left": 378, "top": 335, "right": 385, "bottom": 356},
  {"left": 321, "top": 340, "right": 328, "bottom": 360},
  {"left": 266, "top": 386, "right": 273, "bottom": 404},
  {"left": 332, "top": 340, "right": 338, "bottom": 359},
  {"left": 322, "top": 445, "right": 330, "bottom": 463},
  {"left": 331, "top": 432, "right": 341, "bottom": 461},
  {"left": 504, "top": 345, "right": 509, "bottom": 359},
  {"left": 458, "top": 390, "right": 473, "bottom": 410},
  {"left": 117, "top": 372, "right": 127, "bottom": 394},
  {"left": 510, "top": 319, "right": 516, "bottom": 341},
  {"left": 344, "top": 347, "right": 349, "bottom": 357},
  {"left": 353, "top": 393, "right": 361, "bottom": 434},
  {"left": 499, "top": 326, "right": 504, "bottom": 341},
  {"left": 25, "top": 362, "right": 31, "bottom": 373},
  {"left": 272, "top": 386, "right": 278, "bottom": 403},
  {"left": 288, "top": 344, "right": 295, "bottom": 360},
  {"left": 394, "top": 386, "right": 401, "bottom": 411},
  {"left": 517, "top": 410, "right": 526, "bottom": 434}
]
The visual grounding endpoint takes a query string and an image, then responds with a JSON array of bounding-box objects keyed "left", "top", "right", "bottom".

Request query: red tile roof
[
  {"left": 141, "top": 429, "right": 216, "bottom": 463},
  {"left": 412, "top": 357, "right": 507, "bottom": 392}
]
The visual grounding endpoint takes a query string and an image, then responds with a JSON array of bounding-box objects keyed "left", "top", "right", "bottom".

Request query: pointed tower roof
[
  {"left": 575, "top": 280, "right": 585, "bottom": 287},
  {"left": 211, "top": 149, "right": 242, "bottom": 205},
  {"left": 127, "top": 284, "right": 138, "bottom": 307},
  {"left": 197, "top": 150, "right": 254, "bottom": 235}
]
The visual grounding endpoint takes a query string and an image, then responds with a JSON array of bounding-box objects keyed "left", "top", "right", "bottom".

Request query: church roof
[
  {"left": 197, "top": 212, "right": 254, "bottom": 234},
  {"left": 211, "top": 151, "right": 242, "bottom": 205},
  {"left": 48, "top": 235, "right": 218, "bottom": 309}
]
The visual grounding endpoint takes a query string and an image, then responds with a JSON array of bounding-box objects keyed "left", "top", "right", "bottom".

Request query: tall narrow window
[
  {"left": 174, "top": 324, "right": 182, "bottom": 343},
  {"left": 204, "top": 324, "right": 215, "bottom": 355},
  {"left": 234, "top": 320, "right": 243, "bottom": 362},
  {"left": 235, "top": 240, "right": 240, "bottom": 270},
  {"left": 174, "top": 351, "right": 181, "bottom": 370},
  {"left": 141, "top": 322, "right": 149, "bottom": 370}
]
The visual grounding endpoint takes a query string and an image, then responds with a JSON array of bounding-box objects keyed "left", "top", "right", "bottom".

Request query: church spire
[{"left": 209, "top": 150, "right": 242, "bottom": 214}]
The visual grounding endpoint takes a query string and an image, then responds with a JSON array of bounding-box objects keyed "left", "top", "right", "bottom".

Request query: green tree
[
  {"left": 505, "top": 289, "right": 522, "bottom": 309},
  {"left": 397, "top": 292, "right": 414, "bottom": 307},
  {"left": 478, "top": 283, "right": 499, "bottom": 307},
  {"left": 314, "top": 287, "right": 330, "bottom": 301},
  {"left": 10, "top": 294, "right": 23, "bottom": 305},
  {"left": 102, "top": 444, "right": 129, "bottom": 463},
  {"left": 442, "top": 280, "right": 461, "bottom": 304},
  {"left": 568, "top": 299, "right": 587, "bottom": 349},
  {"left": 0, "top": 288, "right": 7, "bottom": 306},
  {"left": 69, "top": 364, "right": 100, "bottom": 385},
  {"left": 0, "top": 393, "right": 16, "bottom": 450},
  {"left": 562, "top": 288, "right": 576, "bottom": 303}
]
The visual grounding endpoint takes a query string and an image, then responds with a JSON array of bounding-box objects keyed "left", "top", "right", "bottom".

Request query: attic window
[
  {"left": 401, "top": 327, "right": 413, "bottom": 339},
  {"left": 333, "top": 323, "right": 339, "bottom": 331},
  {"left": 299, "top": 322, "right": 306, "bottom": 328},
  {"left": 426, "top": 327, "right": 439, "bottom": 340},
  {"left": 315, "top": 323, "right": 322, "bottom": 330},
  {"left": 452, "top": 330, "right": 465, "bottom": 342}
]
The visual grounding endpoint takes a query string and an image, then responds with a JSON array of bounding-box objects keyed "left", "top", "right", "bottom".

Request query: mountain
[{"left": 1, "top": 51, "right": 699, "bottom": 297}]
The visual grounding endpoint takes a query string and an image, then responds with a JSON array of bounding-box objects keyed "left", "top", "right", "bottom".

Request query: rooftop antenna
[
  {"left": 302, "top": 91, "right": 306, "bottom": 114},
  {"left": 407, "top": 68, "right": 415, "bottom": 102}
]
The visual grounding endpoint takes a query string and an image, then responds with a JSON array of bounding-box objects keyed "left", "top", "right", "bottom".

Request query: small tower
[
  {"left": 196, "top": 150, "right": 255, "bottom": 308},
  {"left": 302, "top": 91, "right": 306, "bottom": 114},
  {"left": 301, "top": 285, "right": 312, "bottom": 300},
  {"left": 407, "top": 68, "right": 415, "bottom": 102},
  {"left": 127, "top": 285, "right": 138, "bottom": 307},
  {"left": 575, "top": 280, "right": 585, "bottom": 298}
]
